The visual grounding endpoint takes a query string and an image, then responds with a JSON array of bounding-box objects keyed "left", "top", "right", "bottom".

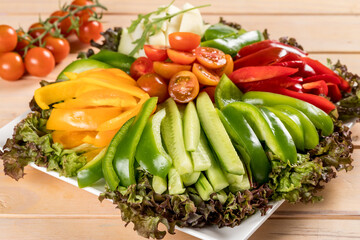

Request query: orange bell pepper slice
[
  {"left": 53, "top": 89, "right": 138, "bottom": 109},
  {"left": 46, "top": 107, "right": 123, "bottom": 131},
  {"left": 52, "top": 130, "right": 97, "bottom": 149}
]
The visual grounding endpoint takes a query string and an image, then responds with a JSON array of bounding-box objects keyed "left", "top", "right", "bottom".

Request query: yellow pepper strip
[
  {"left": 46, "top": 107, "right": 123, "bottom": 131},
  {"left": 53, "top": 89, "right": 138, "bottom": 109},
  {"left": 64, "top": 72, "right": 79, "bottom": 80},
  {"left": 35, "top": 78, "right": 146, "bottom": 109},
  {"left": 105, "top": 68, "right": 135, "bottom": 81},
  {"left": 77, "top": 68, "right": 137, "bottom": 86},
  {"left": 93, "top": 129, "right": 119, "bottom": 147},
  {"left": 52, "top": 130, "right": 97, "bottom": 149},
  {"left": 97, "top": 95, "right": 155, "bottom": 131}
]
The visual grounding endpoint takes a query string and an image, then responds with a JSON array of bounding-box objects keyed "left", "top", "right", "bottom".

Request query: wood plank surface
[{"left": 1, "top": 0, "right": 360, "bottom": 240}]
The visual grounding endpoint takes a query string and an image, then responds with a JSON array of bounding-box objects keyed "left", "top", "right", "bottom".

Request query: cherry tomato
[
  {"left": 0, "top": 25, "right": 18, "bottom": 53},
  {"left": 49, "top": 11, "right": 74, "bottom": 36},
  {"left": 153, "top": 61, "right": 192, "bottom": 80},
  {"left": 215, "top": 54, "right": 234, "bottom": 76},
  {"left": 28, "top": 23, "right": 48, "bottom": 40},
  {"left": 78, "top": 21, "right": 103, "bottom": 44},
  {"left": 201, "top": 86, "right": 216, "bottom": 102},
  {"left": 71, "top": 0, "right": 95, "bottom": 24},
  {"left": 195, "top": 47, "right": 226, "bottom": 69},
  {"left": 144, "top": 45, "right": 168, "bottom": 61},
  {"left": 168, "top": 71, "right": 199, "bottom": 103},
  {"left": 130, "top": 57, "right": 153, "bottom": 80},
  {"left": 24, "top": 47, "right": 55, "bottom": 77},
  {"left": 0, "top": 52, "right": 25, "bottom": 81},
  {"left": 192, "top": 63, "right": 220, "bottom": 86},
  {"left": 44, "top": 36, "right": 70, "bottom": 63},
  {"left": 167, "top": 48, "right": 196, "bottom": 65},
  {"left": 137, "top": 73, "right": 169, "bottom": 103},
  {"left": 168, "top": 32, "right": 201, "bottom": 52},
  {"left": 15, "top": 30, "right": 31, "bottom": 56}
]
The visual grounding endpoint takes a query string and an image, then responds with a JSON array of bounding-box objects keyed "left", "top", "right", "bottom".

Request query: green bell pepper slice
[
  {"left": 219, "top": 106, "right": 271, "bottom": 185},
  {"left": 201, "top": 30, "right": 263, "bottom": 57},
  {"left": 89, "top": 49, "right": 136, "bottom": 74},
  {"left": 135, "top": 108, "right": 172, "bottom": 178},
  {"left": 215, "top": 74, "right": 243, "bottom": 109},
  {"left": 242, "top": 91, "right": 334, "bottom": 136},
  {"left": 203, "top": 23, "right": 238, "bottom": 41},
  {"left": 273, "top": 105, "right": 319, "bottom": 150},
  {"left": 102, "top": 117, "right": 134, "bottom": 191},
  {"left": 226, "top": 102, "right": 297, "bottom": 165},
  {"left": 114, "top": 97, "right": 158, "bottom": 187},
  {"left": 77, "top": 148, "right": 107, "bottom": 188}
]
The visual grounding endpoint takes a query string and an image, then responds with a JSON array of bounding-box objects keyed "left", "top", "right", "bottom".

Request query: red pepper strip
[
  {"left": 273, "top": 52, "right": 301, "bottom": 63},
  {"left": 302, "top": 80, "right": 329, "bottom": 96},
  {"left": 287, "top": 83, "right": 303, "bottom": 92},
  {"left": 249, "top": 87, "right": 336, "bottom": 113},
  {"left": 239, "top": 76, "right": 302, "bottom": 92},
  {"left": 237, "top": 40, "right": 308, "bottom": 59},
  {"left": 229, "top": 66, "right": 298, "bottom": 83},
  {"left": 327, "top": 83, "right": 342, "bottom": 102},
  {"left": 301, "top": 57, "right": 350, "bottom": 92},
  {"left": 272, "top": 60, "right": 316, "bottom": 78},
  {"left": 234, "top": 47, "right": 289, "bottom": 69},
  {"left": 303, "top": 74, "right": 341, "bottom": 85}
]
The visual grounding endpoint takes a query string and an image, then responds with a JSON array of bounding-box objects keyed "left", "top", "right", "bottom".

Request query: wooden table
[{"left": 1, "top": 0, "right": 360, "bottom": 239}]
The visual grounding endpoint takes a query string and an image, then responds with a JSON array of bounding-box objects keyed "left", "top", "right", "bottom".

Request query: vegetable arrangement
[
  {"left": 0, "top": 0, "right": 106, "bottom": 81},
  {"left": 0, "top": 2, "right": 358, "bottom": 240}
]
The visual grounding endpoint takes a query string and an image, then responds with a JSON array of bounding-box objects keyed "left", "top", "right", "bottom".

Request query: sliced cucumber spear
[
  {"left": 182, "top": 172, "right": 201, "bottom": 186},
  {"left": 228, "top": 172, "right": 251, "bottom": 193},
  {"left": 184, "top": 101, "right": 201, "bottom": 152},
  {"left": 195, "top": 173, "right": 214, "bottom": 201},
  {"left": 168, "top": 168, "right": 186, "bottom": 195},
  {"left": 190, "top": 130, "right": 212, "bottom": 171},
  {"left": 196, "top": 92, "right": 245, "bottom": 175},
  {"left": 152, "top": 175, "right": 167, "bottom": 195},
  {"left": 161, "top": 98, "right": 193, "bottom": 175}
]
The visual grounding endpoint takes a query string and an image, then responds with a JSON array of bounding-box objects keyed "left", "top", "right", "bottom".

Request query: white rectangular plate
[{"left": 6, "top": 111, "right": 354, "bottom": 240}]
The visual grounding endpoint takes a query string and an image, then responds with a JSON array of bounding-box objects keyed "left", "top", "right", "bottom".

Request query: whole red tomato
[
  {"left": 49, "top": 11, "right": 75, "bottom": 36},
  {"left": 77, "top": 21, "right": 103, "bottom": 43},
  {"left": 0, "top": 52, "right": 25, "bottom": 81},
  {"left": 0, "top": 25, "right": 18, "bottom": 53},
  {"left": 24, "top": 47, "right": 55, "bottom": 77},
  {"left": 44, "top": 36, "right": 70, "bottom": 63}
]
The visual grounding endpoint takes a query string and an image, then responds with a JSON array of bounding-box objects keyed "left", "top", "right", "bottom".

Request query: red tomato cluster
[
  {"left": 131, "top": 32, "right": 233, "bottom": 103},
  {"left": 0, "top": 0, "right": 103, "bottom": 81}
]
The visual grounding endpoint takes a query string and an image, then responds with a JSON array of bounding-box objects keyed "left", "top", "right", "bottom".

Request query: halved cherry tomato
[
  {"left": 215, "top": 54, "right": 234, "bottom": 76},
  {"left": 168, "top": 71, "right": 199, "bottom": 103},
  {"left": 137, "top": 73, "right": 169, "bottom": 103},
  {"left": 153, "top": 61, "right": 191, "bottom": 80},
  {"left": 167, "top": 48, "right": 196, "bottom": 65},
  {"left": 0, "top": 25, "right": 17, "bottom": 53},
  {"left": 144, "top": 45, "right": 168, "bottom": 61},
  {"left": 192, "top": 63, "right": 220, "bottom": 86},
  {"left": 130, "top": 57, "right": 153, "bottom": 80},
  {"left": 201, "top": 86, "right": 216, "bottom": 102},
  {"left": 195, "top": 47, "right": 226, "bottom": 69},
  {"left": 24, "top": 47, "right": 55, "bottom": 77},
  {"left": 0, "top": 52, "right": 25, "bottom": 81},
  {"left": 44, "top": 36, "right": 70, "bottom": 63},
  {"left": 168, "top": 32, "right": 201, "bottom": 52}
]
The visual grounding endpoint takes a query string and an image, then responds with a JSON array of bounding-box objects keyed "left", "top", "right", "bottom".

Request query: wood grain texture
[{"left": 1, "top": 0, "right": 360, "bottom": 239}]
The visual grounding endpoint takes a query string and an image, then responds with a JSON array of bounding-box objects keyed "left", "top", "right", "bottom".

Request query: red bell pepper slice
[
  {"left": 302, "top": 80, "right": 329, "bottom": 96},
  {"left": 229, "top": 66, "right": 298, "bottom": 83},
  {"left": 248, "top": 87, "right": 336, "bottom": 113},
  {"left": 327, "top": 83, "right": 342, "bottom": 102},
  {"left": 234, "top": 47, "right": 289, "bottom": 69},
  {"left": 303, "top": 74, "right": 341, "bottom": 85},
  {"left": 273, "top": 52, "right": 301, "bottom": 63},
  {"left": 301, "top": 57, "right": 350, "bottom": 92},
  {"left": 272, "top": 60, "right": 316, "bottom": 78},
  {"left": 238, "top": 76, "right": 302, "bottom": 92},
  {"left": 287, "top": 83, "right": 303, "bottom": 92},
  {"left": 237, "top": 40, "right": 308, "bottom": 59}
]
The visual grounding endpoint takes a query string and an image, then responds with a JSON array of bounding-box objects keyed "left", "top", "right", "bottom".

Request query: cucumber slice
[
  {"left": 181, "top": 171, "right": 201, "bottom": 186},
  {"left": 168, "top": 168, "right": 186, "bottom": 195},
  {"left": 135, "top": 108, "right": 172, "bottom": 178},
  {"left": 184, "top": 101, "right": 201, "bottom": 152},
  {"left": 264, "top": 106, "right": 305, "bottom": 151},
  {"left": 214, "top": 190, "right": 227, "bottom": 204},
  {"left": 161, "top": 98, "right": 193, "bottom": 175},
  {"left": 215, "top": 74, "right": 243, "bottom": 109},
  {"left": 196, "top": 92, "right": 245, "bottom": 175},
  {"left": 152, "top": 175, "right": 167, "bottom": 194},
  {"left": 195, "top": 173, "right": 214, "bottom": 201},
  {"left": 228, "top": 171, "right": 251, "bottom": 193},
  {"left": 190, "top": 130, "right": 212, "bottom": 171}
]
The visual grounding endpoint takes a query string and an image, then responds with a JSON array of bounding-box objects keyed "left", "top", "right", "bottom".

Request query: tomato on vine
[
  {"left": 44, "top": 36, "right": 70, "bottom": 63},
  {"left": 0, "top": 25, "right": 17, "bottom": 53},
  {"left": 49, "top": 11, "right": 75, "bottom": 36},
  {"left": 24, "top": 47, "right": 55, "bottom": 77},
  {"left": 0, "top": 52, "right": 25, "bottom": 81},
  {"left": 28, "top": 23, "right": 49, "bottom": 40},
  {"left": 15, "top": 30, "right": 31, "bottom": 56},
  {"left": 77, "top": 21, "right": 103, "bottom": 43}
]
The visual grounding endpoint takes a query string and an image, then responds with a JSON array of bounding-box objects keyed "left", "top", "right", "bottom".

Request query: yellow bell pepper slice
[
  {"left": 47, "top": 107, "right": 123, "bottom": 131},
  {"left": 52, "top": 130, "right": 97, "bottom": 149},
  {"left": 53, "top": 89, "right": 137, "bottom": 109},
  {"left": 76, "top": 68, "right": 137, "bottom": 86}
]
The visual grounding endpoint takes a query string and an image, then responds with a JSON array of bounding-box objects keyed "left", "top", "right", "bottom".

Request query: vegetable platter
[{"left": 1, "top": 1, "right": 360, "bottom": 240}]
